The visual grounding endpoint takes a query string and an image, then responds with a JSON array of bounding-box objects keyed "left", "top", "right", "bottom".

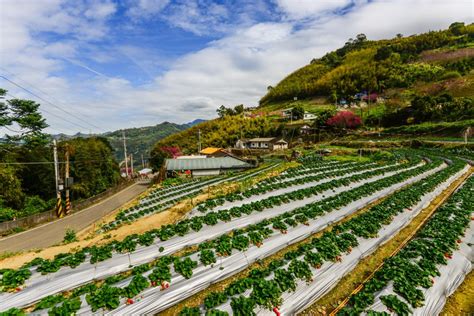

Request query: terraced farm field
[{"left": 0, "top": 150, "right": 472, "bottom": 316}]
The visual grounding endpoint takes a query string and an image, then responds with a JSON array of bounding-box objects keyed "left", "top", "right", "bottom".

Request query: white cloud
[
  {"left": 127, "top": 0, "right": 170, "bottom": 18},
  {"left": 84, "top": 0, "right": 117, "bottom": 20},
  {"left": 275, "top": 0, "right": 355, "bottom": 19},
  {"left": 1, "top": 0, "right": 472, "bottom": 135}
]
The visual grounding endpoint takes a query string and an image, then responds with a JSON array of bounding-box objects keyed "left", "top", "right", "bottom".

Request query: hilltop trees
[
  {"left": 217, "top": 104, "right": 245, "bottom": 118},
  {"left": 260, "top": 24, "right": 474, "bottom": 105}
]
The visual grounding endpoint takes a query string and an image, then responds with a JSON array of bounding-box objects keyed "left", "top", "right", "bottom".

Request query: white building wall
[{"left": 192, "top": 169, "right": 221, "bottom": 177}]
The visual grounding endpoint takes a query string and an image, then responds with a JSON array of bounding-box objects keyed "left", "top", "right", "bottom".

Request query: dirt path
[{"left": 0, "top": 182, "right": 149, "bottom": 253}]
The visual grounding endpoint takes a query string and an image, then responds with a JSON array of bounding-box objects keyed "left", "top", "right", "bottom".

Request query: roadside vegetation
[{"left": 0, "top": 89, "right": 121, "bottom": 222}]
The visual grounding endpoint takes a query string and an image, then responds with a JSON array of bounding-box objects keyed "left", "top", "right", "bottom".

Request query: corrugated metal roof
[
  {"left": 165, "top": 157, "right": 251, "bottom": 171},
  {"left": 273, "top": 138, "right": 288, "bottom": 144},
  {"left": 248, "top": 137, "right": 275, "bottom": 142}
]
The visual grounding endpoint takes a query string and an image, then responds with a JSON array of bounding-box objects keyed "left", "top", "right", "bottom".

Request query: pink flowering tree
[
  {"left": 161, "top": 146, "right": 182, "bottom": 158},
  {"left": 326, "top": 111, "right": 362, "bottom": 129}
]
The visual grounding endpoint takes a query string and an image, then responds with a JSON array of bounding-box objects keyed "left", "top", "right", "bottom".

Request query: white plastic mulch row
[
  {"left": 279, "top": 160, "right": 339, "bottom": 175},
  {"left": 247, "top": 165, "right": 470, "bottom": 316},
  {"left": 367, "top": 185, "right": 473, "bottom": 316},
  {"left": 0, "top": 163, "right": 423, "bottom": 311},
  {"left": 98, "top": 163, "right": 447, "bottom": 315},
  {"left": 136, "top": 163, "right": 279, "bottom": 210},
  {"left": 270, "top": 161, "right": 358, "bottom": 183},
  {"left": 186, "top": 161, "right": 374, "bottom": 217},
  {"left": 139, "top": 176, "right": 223, "bottom": 204},
  {"left": 188, "top": 162, "right": 394, "bottom": 216}
]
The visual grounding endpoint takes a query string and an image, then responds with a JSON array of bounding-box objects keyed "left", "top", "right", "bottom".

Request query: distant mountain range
[
  {"left": 51, "top": 119, "right": 206, "bottom": 166},
  {"left": 186, "top": 119, "right": 207, "bottom": 126}
]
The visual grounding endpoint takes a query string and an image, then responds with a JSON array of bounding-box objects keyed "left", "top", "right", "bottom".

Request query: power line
[
  {"left": 0, "top": 74, "right": 104, "bottom": 132},
  {"left": 4, "top": 91, "right": 91, "bottom": 133},
  {"left": 0, "top": 67, "right": 103, "bottom": 128},
  {"left": 0, "top": 158, "right": 131, "bottom": 165}
]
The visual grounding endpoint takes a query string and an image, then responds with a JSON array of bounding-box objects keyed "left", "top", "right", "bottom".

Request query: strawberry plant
[
  {"left": 0, "top": 269, "right": 31, "bottom": 291},
  {"left": 86, "top": 285, "right": 123, "bottom": 311},
  {"left": 148, "top": 259, "right": 172, "bottom": 284},
  {"left": 48, "top": 297, "right": 81, "bottom": 316},
  {"left": 288, "top": 259, "right": 313, "bottom": 282},
  {"left": 123, "top": 275, "right": 149, "bottom": 298},
  {"left": 178, "top": 306, "right": 200, "bottom": 316},
  {"left": 380, "top": 294, "right": 411, "bottom": 315},
  {"left": 250, "top": 279, "right": 282, "bottom": 310},
  {"left": 232, "top": 235, "right": 250, "bottom": 251},
  {"left": 304, "top": 252, "right": 323, "bottom": 268},
  {"left": 204, "top": 292, "right": 228, "bottom": 309},
  {"left": 248, "top": 231, "right": 263, "bottom": 246},
  {"left": 215, "top": 235, "right": 232, "bottom": 256},
  {"left": 225, "top": 278, "right": 253, "bottom": 296},
  {"left": 274, "top": 269, "right": 297, "bottom": 292},
  {"left": 0, "top": 308, "right": 25, "bottom": 316},
  {"left": 205, "top": 310, "right": 229, "bottom": 316},
  {"left": 230, "top": 296, "right": 256, "bottom": 316},
  {"left": 174, "top": 257, "right": 198, "bottom": 279},
  {"left": 199, "top": 249, "right": 217, "bottom": 266},
  {"left": 33, "top": 294, "right": 65, "bottom": 311}
]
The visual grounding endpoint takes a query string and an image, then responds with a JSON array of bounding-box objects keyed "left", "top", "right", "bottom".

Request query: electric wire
[
  {"left": 0, "top": 75, "right": 103, "bottom": 132},
  {"left": 0, "top": 67, "right": 104, "bottom": 130},
  {"left": 4, "top": 92, "right": 90, "bottom": 133}
]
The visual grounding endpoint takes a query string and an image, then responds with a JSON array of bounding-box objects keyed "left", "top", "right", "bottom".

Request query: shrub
[
  {"left": 21, "top": 196, "right": 48, "bottom": 216},
  {"left": 440, "top": 70, "right": 461, "bottom": 80},
  {"left": 0, "top": 207, "right": 18, "bottom": 222},
  {"left": 327, "top": 111, "right": 362, "bottom": 129},
  {"left": 63, "top": 229, "right": 78, "bottom": 244}
]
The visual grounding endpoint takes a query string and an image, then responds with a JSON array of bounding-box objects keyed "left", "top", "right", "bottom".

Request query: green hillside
[
  {"left": 260, "top": 22, "right": 474, "bottom": 107},
  {"left": 152, "top": 115, "right": 280, "bottom": 157},
  {"left": 151, "top": 23, "right": 474, "bottom": 168},
  {"left": 106, "top": 122, "right": 190, "bottom": 164}
]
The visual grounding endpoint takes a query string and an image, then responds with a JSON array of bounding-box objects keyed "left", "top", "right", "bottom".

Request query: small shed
[
  {"left": 165, "top": 156, "right": 252, "bottom": 177},
  {"left": 272, "top": 138, "right": 288, "bottom": 150},
  {"left": 300, "top": 125, "right": 312, "bottom": 135}
]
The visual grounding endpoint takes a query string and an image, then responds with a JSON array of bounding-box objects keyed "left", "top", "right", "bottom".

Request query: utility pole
[
  {"left": 130, "top": 154, "right": 134, "bottom": 176},
  {"left": 198, "top": 129, "right": 202, "bottom": 153},
  {"left": 464, "top": 127, "right": 471, "bottom": 144},
  {"left": 65, "top": 147, "right": 71, "bottom": 215},
  {"left": 53, "top": 140, "right": 64, "bottom": 218},
  {"left": 141, "top": 154, "right": 145, "bottom": 169},
  {"left": 122, "top": 131, "right": 129, "bottom": 178}
]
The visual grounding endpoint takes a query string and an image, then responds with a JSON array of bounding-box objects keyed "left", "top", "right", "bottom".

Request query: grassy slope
[{"left": 260, "top": 24, "right": 474, "bottom": 110}]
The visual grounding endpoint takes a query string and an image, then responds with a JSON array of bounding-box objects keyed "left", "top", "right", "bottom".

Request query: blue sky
[{"left": 0, "top": 0, "right": 472, "bottom": 134}]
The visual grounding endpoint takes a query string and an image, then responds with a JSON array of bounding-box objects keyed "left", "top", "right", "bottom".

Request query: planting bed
[{"left": 1, "top": 151, "right": 471, "bottom": 316}]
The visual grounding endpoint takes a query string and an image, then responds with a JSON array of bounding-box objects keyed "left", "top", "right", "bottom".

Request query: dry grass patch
[{"left": 441, "top": 271, "right": 474, "bottom": 315}]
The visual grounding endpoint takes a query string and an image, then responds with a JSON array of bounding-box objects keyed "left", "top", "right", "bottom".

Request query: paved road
[{"left": 0, "top": 183, "right": 149, "bottom": 253}]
